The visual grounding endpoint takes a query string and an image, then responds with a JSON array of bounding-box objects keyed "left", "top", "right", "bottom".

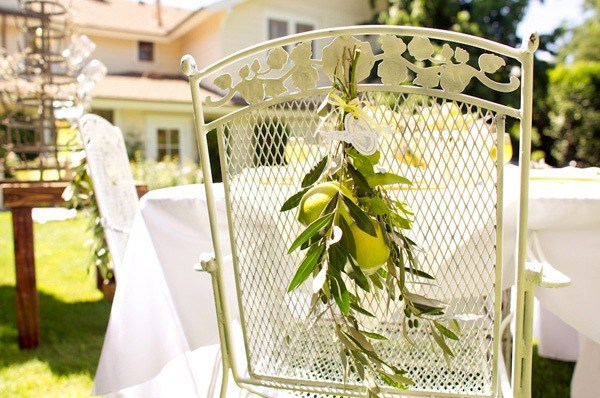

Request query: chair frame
[
  {"left": 182, "top": 25, "right": 566, "bottom": 398},
  {"left": 78, "top": 113, "right": 139, "bottom": 274}
]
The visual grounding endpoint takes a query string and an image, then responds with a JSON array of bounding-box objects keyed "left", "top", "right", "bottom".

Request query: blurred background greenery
[{"left": 369, "top": 0, "right": 600, "bottom": 167}]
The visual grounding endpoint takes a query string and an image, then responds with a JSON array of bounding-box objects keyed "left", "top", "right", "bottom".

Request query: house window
[
  {"left": 138, "top": 41, "right": 154, "bottom": 62},
  {"left": 267, "top": 17, "right": 315, "bottom": 40},
  {"left": 295, "top": 23, "right": 313, "bottom": 34},
  {"left": 157, "top": 128, "right": 179, "bottom": 160},
  {"left": 268, "top": 19, "right": 289, "bottom": 41}
]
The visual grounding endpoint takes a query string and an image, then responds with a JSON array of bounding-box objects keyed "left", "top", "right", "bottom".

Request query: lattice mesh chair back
[
  {"left": 78, "top": 114, "right": 139, "bottom": 273},
  {"left": 182, "top": 26, "right": 538, "bottom": 398}
]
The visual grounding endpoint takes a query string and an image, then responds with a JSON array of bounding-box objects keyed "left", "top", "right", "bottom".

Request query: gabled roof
[
  {"left": 69, "top": 0, "right": 243, "bottom": 40},
  {"left": 89, "top": 74, "right": 231, "bottom": 117},
  {"left": 90, "top": 74, "right": 210, "bottom": 103},
  {"left": 70, "top": 0, "right": 195, "bottom": 37}
]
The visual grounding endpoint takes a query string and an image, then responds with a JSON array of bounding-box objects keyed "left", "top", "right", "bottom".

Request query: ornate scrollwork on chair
[{"left": 182, "top": 26, "right": 566, "bottom": 398}]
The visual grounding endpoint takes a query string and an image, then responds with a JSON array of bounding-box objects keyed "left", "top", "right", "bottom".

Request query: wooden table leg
[{"left": 11, "top": 206, "right": 40, "bottom": 349}]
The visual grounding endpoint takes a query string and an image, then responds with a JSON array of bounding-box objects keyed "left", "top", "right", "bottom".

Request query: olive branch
[{"left": 280, "top": 47, "right": 461, "bottom": 397}]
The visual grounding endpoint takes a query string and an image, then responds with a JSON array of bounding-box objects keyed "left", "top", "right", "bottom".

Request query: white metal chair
[
  {"left": 182, "top": 26, "right": 568, "bottom": 398},
  {"left": 78, "top": 113, "right": 139, "bottom": 274}
]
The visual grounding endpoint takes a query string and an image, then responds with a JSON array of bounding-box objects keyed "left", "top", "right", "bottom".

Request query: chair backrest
[
  {"left": 183, "top": 26, "right": 536, "bottom": 397},
  {"left": 78, "top": 114, "right": 139, "bottom": 274}
]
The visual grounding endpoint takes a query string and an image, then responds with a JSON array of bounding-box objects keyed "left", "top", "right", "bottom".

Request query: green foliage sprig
[
  {"left": 63, "top": 157, "right": 114, "bottom": 283},
  {"left": 281, "top": 47, "right": 460, "bottom": 397}
]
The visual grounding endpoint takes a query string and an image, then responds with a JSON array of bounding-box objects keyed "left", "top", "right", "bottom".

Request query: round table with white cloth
[{"left": 93, "top": 165, "right": 600, "bottom": 397}]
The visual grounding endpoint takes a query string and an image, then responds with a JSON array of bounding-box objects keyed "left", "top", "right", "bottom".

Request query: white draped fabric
[{"left": 93, "top": 165, "right": 600, "bottom": 397}]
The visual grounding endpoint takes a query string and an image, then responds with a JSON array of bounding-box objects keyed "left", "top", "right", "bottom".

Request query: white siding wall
[
  {"left": 114, "top": 109, "right": 146, "bottom": 151},
  {"left": 85, "top": 35, "right": 183, "bottom": 76},
  {"left": 209, "top": 0, "right": 374, "bottom": 89},
  {"left": 221, "top": 0, "right": 373, "bottom": 57},
  {"left": 180, "top": 11, "right": 227, "bottom": 71},
  {"left": 113, "top": 109, "right": 197, "bottom": 161}
]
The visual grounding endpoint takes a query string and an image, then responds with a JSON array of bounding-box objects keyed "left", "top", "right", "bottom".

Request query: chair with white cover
[
  {"left": 78, "top": 114, "right": 139, "bottom": 274},
  {"left": 182, "top": 26, "right": 569, "bottom": 398}
]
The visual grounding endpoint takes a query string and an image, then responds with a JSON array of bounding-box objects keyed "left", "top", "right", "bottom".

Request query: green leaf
[
  {"left": 332, "top": 242, "right": 370, "bottom": 292},
  {"left": 390, "top": 212, "right": 412, "bottom": 230},
  {"left": 404, "top": 267, "right": 435, "bottom": 280},
  {"left": 340, "top": 346, "right": 350, "bottom": 382},
  {"left": 364, "top": 370, "right": 380, "bottom": 394},
  {"left": 322, "top": 191, "right": 339, "bottom": 218},
  {"left": 362, "top": 331, "right": 388, "bottom": 340},
  {"left": 380, "top": 372, "right": 414, "bottom": 388},
  {"left": 431, "top": 325, "right": 455, "bottom": 359},
  {"left": 280, "top": 187, "right": 310, "bottom": 212},
  {"left": 367, "top": 172, "right": 412, "bottom": 187},
  {"left": 365, "top": 150, "right": 381, "bottom": 166},
  {"left": 288, "top": 213, "right": 333, "bottom": 254},
  {"left": 336, "top": 327, "right": 361, "bottom": 352},
  {"left": 350, "top": 302, "right": 375, "bottom": 317},
  {"left": 343, "top": 195, "right": 376, "bottom": 237},
  {"left": 301, "top": 156, "right": 328, "bottom": 188},
  {"left": 346, "top": 162, "right": 374, "bottom": 194},
  {"left": 329, "top": 269, "right": 350, "bottom": 315},
  {"left": 348, "top": 261, "right": 371, "bottom": 292},
  {"left": 328, "top": 242, "right": 348, "bottom": 271},
  {"left": 287, "top": 243, "right": 325, "bottom": 292},
  {"left": 394, "top": 199, "right": 414, "bottom": 217},
  {"left": 369, "top": 272, "right": 384, "bottom": 290},
  {"left": 404, "top": 292, "right": 447, "bottom": 314},
  {"left": 351, "top": 351, "right": 367, "bottom": 379},
  {"left": 434, "top": 321, "right": 460, "bottom": 340},
  {"left": 337, "top": 215, "right": 356, "bottom": 255},
  {"left": 449, "top": 319, "right": 462, "bottom": 335},
  {"left": 345, "top": 327, "right": 376, "bottom": 353},
  {"left": 360, "top": 196, "right": 391, "bottom": 216},
  {"left": 347, "top": 150, "right": 375, "bottom": 178},
  {"left": 367, "top": 389, "right": 380, "bottom": 398},
  {"left": 317, "top": 93, "right": 330, "bottom": 117}
]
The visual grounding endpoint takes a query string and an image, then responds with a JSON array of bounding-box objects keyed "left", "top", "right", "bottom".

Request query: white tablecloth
[
  {"left": 93, "top": 184, "right": 231, "bottom": 397},
  {"left": 93, "top": 166, "right": 600, "bottom": 397},
  {"left": 521, "top": 167, "right": 600, "bottom": 398}
]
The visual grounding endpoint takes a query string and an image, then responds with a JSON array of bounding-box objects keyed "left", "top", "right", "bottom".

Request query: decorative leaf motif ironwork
[
  {"left": 204, "top": 34, "right": 520, "bottom": 107},
  {"left": 408, "top": 36, "right": 435, "bottom": 61},
  {"left": 266, "top": 46, "right": 289, "bottom": 69},
  {"left": 320, "top": 36, "right": 376, "bottom": 82}
]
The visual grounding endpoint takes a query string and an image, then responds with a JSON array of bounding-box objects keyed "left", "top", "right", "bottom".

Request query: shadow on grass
[
  {"left": 0, "top": 285, "right": 112, "bottom": 377},
  {"left": 0, "top": 282, "right": 577, "bottom": 396}
]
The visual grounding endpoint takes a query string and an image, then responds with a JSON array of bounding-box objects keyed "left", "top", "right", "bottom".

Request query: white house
[{"left": 0, "top": 0, "right": 377, "bottom": 162}]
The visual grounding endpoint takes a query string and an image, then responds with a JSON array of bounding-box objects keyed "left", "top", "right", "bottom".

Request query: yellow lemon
[
  {"left": 349, "top": 218, "right": 390, "bottom": 275},
  {"left": 297, "top": 182, "right": 355, "bottom": 226}
]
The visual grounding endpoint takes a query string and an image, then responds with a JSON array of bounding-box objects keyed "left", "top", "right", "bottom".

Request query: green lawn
[
  {"left": 0, "top": 210, "right": 111, "bottom": 397},
  {"left": 0, "top": 210, "right": 575, "bottom": 397}
]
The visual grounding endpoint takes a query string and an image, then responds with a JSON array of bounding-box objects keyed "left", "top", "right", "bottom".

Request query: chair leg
[
  {"left": 219, "top": 362, "right": 230, "bottom": 398},
  {"left": 512, "top": 281, "right": 536, "bottom": 398}
]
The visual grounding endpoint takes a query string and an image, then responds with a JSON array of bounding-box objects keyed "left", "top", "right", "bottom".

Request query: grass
[
  {"left": 0, "top": 210, "right": 111, "bottom": 397},
  {"left": 532, "top": 349, "right": 576, "bottom": 398},
  {"left": 0, "top": 210, "right": 575, "bottom": 396}
]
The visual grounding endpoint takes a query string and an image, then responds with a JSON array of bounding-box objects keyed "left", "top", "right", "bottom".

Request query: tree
[
  {"left": 370, "top": 0, "right": 528, "bottom": 48},
  {"left": 544, "top": 0, "right": 600, "bottom": 166},
  {"left": 558, "top": 0, "right": 600, "bottom": 63},
  {"left": 369, "top": 0, "right": 560, "bottom": 162},
  {"left": 546, "top": 62, "right": 600, "bottom": 166}
]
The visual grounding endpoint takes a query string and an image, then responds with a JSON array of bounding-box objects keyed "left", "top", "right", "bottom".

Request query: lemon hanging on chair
[
  {"left": 349, "top": 218, "right": 390, "bottom": 275},
  {"left": 297, "top": 181, "right": 355, "bottom": 226}
]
